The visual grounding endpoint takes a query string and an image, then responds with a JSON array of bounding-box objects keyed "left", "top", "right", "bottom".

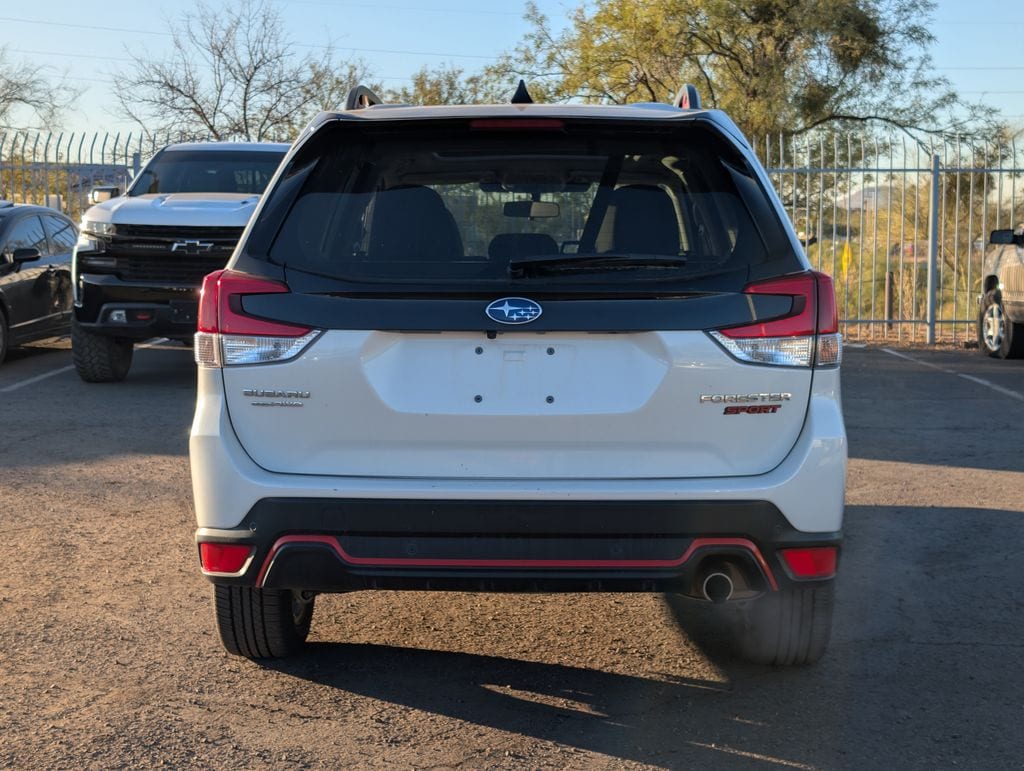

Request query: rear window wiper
[{"left": 509, "top": 252, "right": 688, "bottom": 277}]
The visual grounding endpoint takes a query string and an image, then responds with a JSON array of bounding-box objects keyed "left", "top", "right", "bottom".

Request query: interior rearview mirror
[
  {"left": 503, "top": 200, "right": 560, "bottom": 219},
  {"left": 89, "top": 186, "right": 121, "bottom": 204}
]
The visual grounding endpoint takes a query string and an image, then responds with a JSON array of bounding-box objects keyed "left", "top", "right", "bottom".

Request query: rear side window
[
  {"left": 129, "top": 150, "right": 285, "bottom": 196},
  {"left": 264, "top": 122, "right": 795, "bottom": 289},
  {"left": 43, "top": 214, "right": 77, "bottom": 252}
]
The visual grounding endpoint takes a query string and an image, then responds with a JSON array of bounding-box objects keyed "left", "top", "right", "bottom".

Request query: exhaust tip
[{"left": 701, "top": 571, "right": 734, "bottom": 604}]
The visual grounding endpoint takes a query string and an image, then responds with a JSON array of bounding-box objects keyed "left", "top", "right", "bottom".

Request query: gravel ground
[{"left": 1, "top": 339, "right": 1022, "bottom": 769}]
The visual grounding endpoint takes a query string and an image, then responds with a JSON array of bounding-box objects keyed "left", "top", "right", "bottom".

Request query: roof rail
[
  {"left": 673, "top": 84, "right": 701, "bottom": 110},
  {"left": 345, "top": 85, "right": 383, "bottom": 111}
]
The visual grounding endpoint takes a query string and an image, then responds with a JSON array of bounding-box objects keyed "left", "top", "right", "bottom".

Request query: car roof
[
  {"left": 162, "top": 141, "right": 291, "bottom": 153},
  {"left": 309, "top": 101, "right": 748, "bottom": 150},
  {"left": 0, "top": 201, "right": 71, "bottom": 220},
  {"left": 320, "top": 102, "right": 707, "bottom": 123}
]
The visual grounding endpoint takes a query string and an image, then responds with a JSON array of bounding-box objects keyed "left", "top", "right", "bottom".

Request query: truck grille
[{"left": 104, "top": 225, "right": 245, "bottom": 284}]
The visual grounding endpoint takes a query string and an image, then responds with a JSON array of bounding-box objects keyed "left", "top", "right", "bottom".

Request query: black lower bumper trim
[
  {"left": 75, "top": 274, "right": 201, "bottom": 339},
  {"left": 196, "top": 498, "right": 841, "bottom": 595}
]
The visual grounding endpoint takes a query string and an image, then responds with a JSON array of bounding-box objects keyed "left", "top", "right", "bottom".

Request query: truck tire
[
  {"left": 214, "top": 585, "right": 315, "bottom": 659},
  {"left": 71, "top": 320, "right": 134, "bottom": 382},
  {"left": 733, "top": 582, "right": 834, "bottom": 666},
  {"left": 978, "top": 290, "right": 1024, "bottom": 359}
]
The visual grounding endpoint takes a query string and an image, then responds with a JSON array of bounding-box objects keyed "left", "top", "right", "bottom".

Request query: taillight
[
  {"left": 199, "top": 542, "right": 253, "bottom": 574},
  {"left": 709, "top": 271, "right": 842, "bottom": 368},
  {"left": 780, "top": 546, "right": 838, "bottom": 579},
  {"left": 469, "top": 118, "right": 565, "bottom": 130},
  {"left": 194, "top": 269, "right": 320, "bottom": 368}
]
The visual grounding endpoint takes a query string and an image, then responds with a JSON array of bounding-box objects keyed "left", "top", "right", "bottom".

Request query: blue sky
[{"left": 2, "top": 0, "right": 1022, "bottom": 135}]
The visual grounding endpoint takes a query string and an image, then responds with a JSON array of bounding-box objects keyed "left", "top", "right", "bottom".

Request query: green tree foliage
[
  {"left": 485, "top": 0, "right": 1000, "bottom": 139},
  {"left": 115, "top": 0, "right": 374, "bottom": 141},
  {"left": 387, "top": 64, "right": 509, "bottom": 106}
]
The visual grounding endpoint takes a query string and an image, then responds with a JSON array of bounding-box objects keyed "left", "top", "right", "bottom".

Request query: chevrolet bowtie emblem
[{"left": 171, "top": 239, "right": 215, "bottom": 254}]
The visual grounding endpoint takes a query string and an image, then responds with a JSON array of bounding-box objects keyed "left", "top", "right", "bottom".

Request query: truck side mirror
[{"left": 89, "top": 186, "right": 121, "bottom": 204}]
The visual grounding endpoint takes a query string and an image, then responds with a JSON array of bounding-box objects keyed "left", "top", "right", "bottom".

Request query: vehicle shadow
[
  {"left": 261, "top": 502, "right": 1024, "bottom": 767},
  {"left": 262, "top": 640, "right": 788, "bottom": 768},
  {"left": 842, "top": 347, "right": 1024, "bottom": 471},
  {"left": 1, "top": 342, "right": 196, "bottom": 467}
]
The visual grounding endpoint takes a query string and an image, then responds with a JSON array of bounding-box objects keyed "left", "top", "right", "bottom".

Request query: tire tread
[
  {"left": 212, "top": 585, "right": 313, "bottom": 659},
  {"left": 71, "top": 321, "right": 133, "bottom": 382}
]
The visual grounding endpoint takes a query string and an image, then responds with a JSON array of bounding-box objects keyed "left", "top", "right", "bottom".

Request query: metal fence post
[
  {"left": 132, "top": 151, "right": 142, "bottom": 177},
  {"left": 927, "top": 153, "right": 940, "bottom": 345}
]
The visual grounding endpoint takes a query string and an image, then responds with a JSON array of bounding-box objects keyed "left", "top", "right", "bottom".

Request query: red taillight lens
[
  {"left": 710, "top": 271, "right": 841, "bottom": 367},
  {"left": 780, "top": 546, "right": 838, "bottom": 579},
  {"left": 199, "top": 542, "right": 253, "bottom": 574},
  {"left": 719, "top": 272, "right": 819, "bottom": 339},
  {"left": 815, "top": 272, "right": 838, "bottom": 334},
  {"left": 197, "top": 269, "right": 310, "bottom": 337},
  {"left": 195, "top": 270, "right": 319, "bottom": 368}
]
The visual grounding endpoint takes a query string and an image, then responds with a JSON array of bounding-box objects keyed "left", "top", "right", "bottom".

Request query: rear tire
[
  {"left": 978, "top": 290, "right": 1024, "bottom": 359},
  {"left": 213, "top": 585, "right": 315, "bottom": 659},
  {"left": 71, "top": 320, "right": 134, "bottom": 382},
  {"left": 734, "top": 582, "right": 834, "bottom": 666}
]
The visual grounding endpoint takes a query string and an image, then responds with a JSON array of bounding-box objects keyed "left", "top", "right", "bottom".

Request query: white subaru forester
[{"left": 190, "top": 84, "right": 846, "bottom": 666}]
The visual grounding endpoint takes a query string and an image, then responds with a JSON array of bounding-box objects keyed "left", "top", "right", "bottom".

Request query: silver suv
[{"left": 190, "top": 84, "right": 846, "bottom": 666}]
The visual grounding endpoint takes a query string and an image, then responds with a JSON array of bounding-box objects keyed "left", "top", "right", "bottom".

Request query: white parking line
[
  {"left": 0, "top": 338, "right": 181, "bottom": 393},
  {"left": 881, "top": 347, "right": 955, "bottom": 373},
  {"left": 957, "top": 373, "right": 1024, "bottom": 402},
  {"left": 881, "top": 347, "right": 1024, "bottom": 401},
  {"left": 0, "top": 365, "right": 75, "bottom": 393}
]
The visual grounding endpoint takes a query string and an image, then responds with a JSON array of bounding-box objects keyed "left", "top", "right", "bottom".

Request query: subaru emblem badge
[{"left": 485, "top": 297, "right": 543, "bottom": 325}]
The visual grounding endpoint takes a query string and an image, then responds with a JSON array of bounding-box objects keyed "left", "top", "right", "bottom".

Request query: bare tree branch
[
  {"left": 0, "top": 46, "right": 78, "bottom": 129},
  {"left": 113, "top": 0, "right": 375, "bottom": 141}
]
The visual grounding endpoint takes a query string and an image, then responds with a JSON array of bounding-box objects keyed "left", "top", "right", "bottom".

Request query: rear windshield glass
[
  {"left": 265, "top": 122, "right": 793, "bottom": 288},
  {"left": 129, "top": 150, "right": 285, "bottom": 196}
]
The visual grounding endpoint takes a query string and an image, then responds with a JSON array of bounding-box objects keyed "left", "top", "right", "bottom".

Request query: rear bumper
[
  {"left": 196, "top": 498, "right": 840, "bottom": 594},
  {"left": 73, "top": 273, "right": 200, "bottom": 339}
]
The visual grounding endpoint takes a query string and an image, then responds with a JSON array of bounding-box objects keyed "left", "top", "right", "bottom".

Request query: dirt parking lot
[{"left": 1, "top": 339, "right": 1022, "bottom": 769}]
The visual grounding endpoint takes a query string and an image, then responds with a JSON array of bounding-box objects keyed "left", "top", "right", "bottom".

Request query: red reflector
[
  {"left": 199, "top": 542, "right": 253, "bottom": 574},
  {"left": 780, "top": 547, "right": 838, "bottom": 579},
  {"left": 133, "top": 310, "right": 153, "bottom": 321},
  {"left": 198, "top": 269, "right": 311, "bottom": 337},
  {"left": 469, "top": 118, "right": 565, "bottom": 130}
]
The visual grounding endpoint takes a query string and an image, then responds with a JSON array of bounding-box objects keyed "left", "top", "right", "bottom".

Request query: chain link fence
[{"left": 2, "top": 129, "right": 1023, "bottom": 343}]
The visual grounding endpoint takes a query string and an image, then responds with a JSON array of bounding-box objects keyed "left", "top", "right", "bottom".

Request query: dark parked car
[{"left": 0, "top": 202, "right": 76, "bottom": 364}]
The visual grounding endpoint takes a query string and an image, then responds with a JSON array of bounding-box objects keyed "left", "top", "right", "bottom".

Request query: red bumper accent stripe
[{"left": 255, "top": 535, "right": 779, "bottom": 591}]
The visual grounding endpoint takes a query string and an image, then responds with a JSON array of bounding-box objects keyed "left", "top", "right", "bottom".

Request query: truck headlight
[{"left": 80, "top": 220, "right": 116, "bottom": 237}]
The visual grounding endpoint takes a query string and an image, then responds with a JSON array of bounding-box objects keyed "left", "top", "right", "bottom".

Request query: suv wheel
[
  {"left": 214, "top": 585, "right": 315, "bottom": 659},
  {"left": 733, "top": 582, "right": 834, "bottom": 666},
  {"left": 978, "top": 290, "right": 1024, "bottom": 359},
  {"left": 71, "top": 320, "right": 134, "bottom": 382}
]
